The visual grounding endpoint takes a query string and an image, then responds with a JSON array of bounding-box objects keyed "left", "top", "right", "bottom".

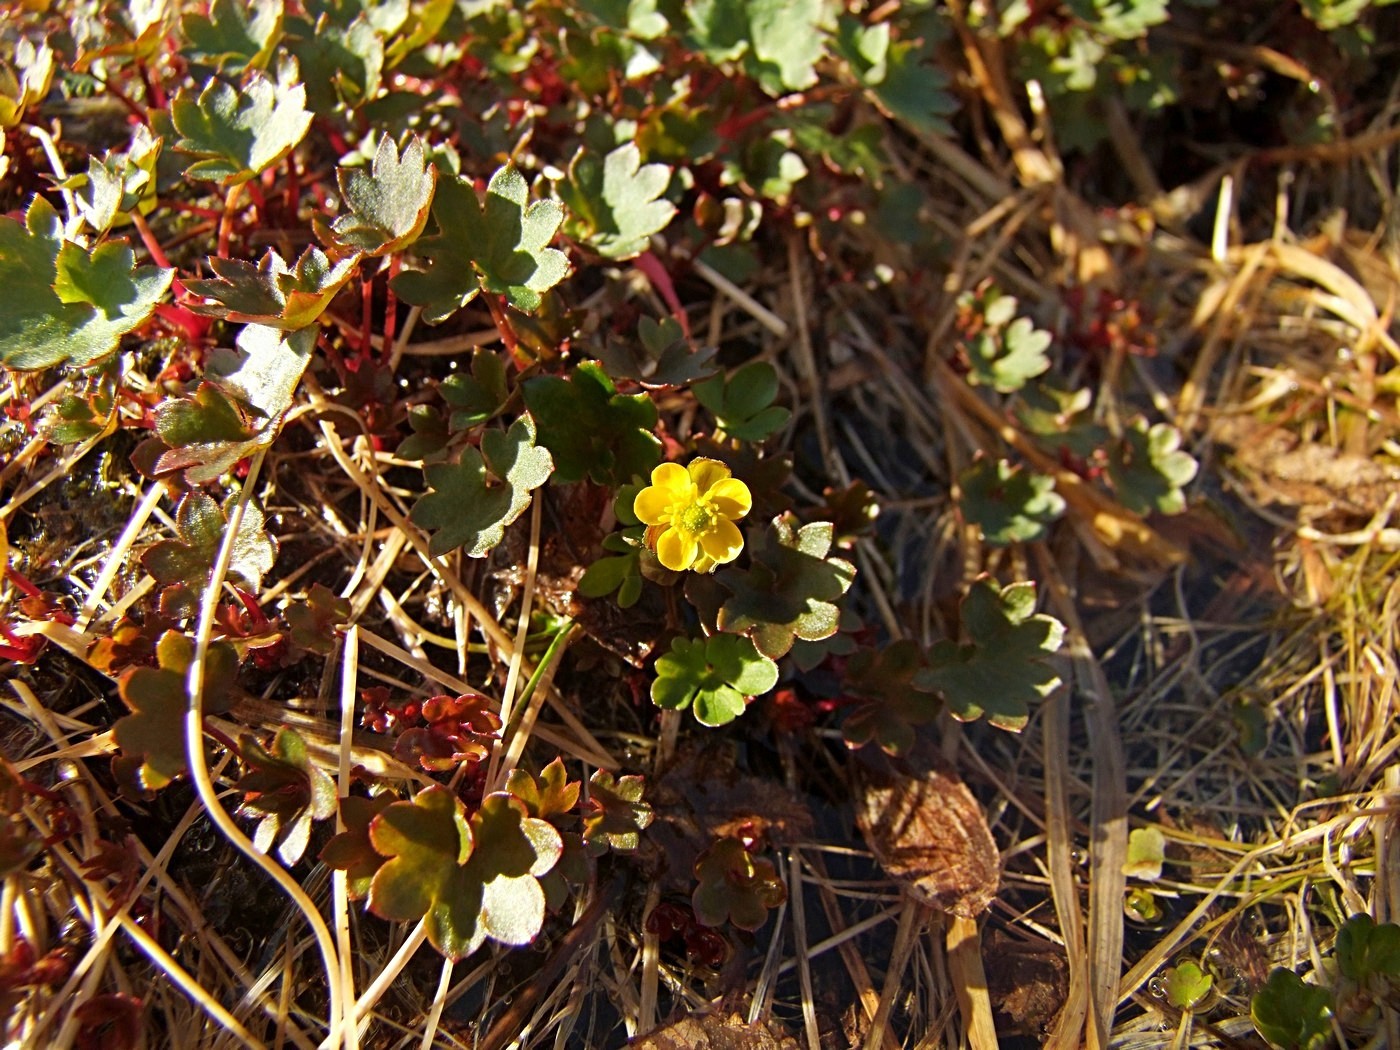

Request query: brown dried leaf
[
  {"left": 630, "top": 1014, "right": 800, "bottom": 1050},
  {"left": 850, "top": 744, "right": 999, "bottom": 918}
]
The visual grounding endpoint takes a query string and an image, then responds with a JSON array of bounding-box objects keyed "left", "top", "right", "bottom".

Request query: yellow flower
[{"left": 635, "top": 458, "right": 752, "bottom": 572}]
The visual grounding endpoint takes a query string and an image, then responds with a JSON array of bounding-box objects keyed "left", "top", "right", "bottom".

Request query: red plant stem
[
  {"left": 128, "top": 210, "right": 172, "bottom": 270},
  {"left": 634, "top": 252, "right": 689, "bottom": 337},
  {"left": 382, "top": 256, "right": 400, "bottom": 355},
  {"left": 360, "top": 270, "right": 375, "bottom": 359},
  {"left": 4, "top": 567, "right": 43, "bottom": 599},
  {"left": 485, "top": 295, "right": 527, "bottom": 368},
  {"left": 318, "top": 330, "right": 347, "bottom": 384},
  {"left": 136, "top": 59, "right": 166, "bottom": 110},
  {"left": 245, "top": 177, "right": 267, "bottom": 215},
  {"left": 89, "top": 74, "right": 146, "bottom": 121},
  {"left": 217, "top": 183, "right": 244, "bottom": 260},
  {"left": 164, "top": 199, "right": 225, "bottom": 221},
  {"left": 203, "top": 721, "right": 242, "bottom": 758},
  {"left": 284, "top": 152, "right": 301, "bottom": 223}
]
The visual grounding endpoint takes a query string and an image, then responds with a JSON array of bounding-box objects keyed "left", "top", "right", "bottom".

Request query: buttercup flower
[{"left": 635, "top": 458, "right": 752, "bottom": 573}]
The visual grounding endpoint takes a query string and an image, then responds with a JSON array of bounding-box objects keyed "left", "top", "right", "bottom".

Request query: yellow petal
[
  {"left": 634, "top": 485, "right": 674, "bottom": 525},
  {"left": 649, "top": 461, "right": 693, "bottom": 498},
  {"left": 655, "top": 527, "right": 698, "bottom": 572},
  {"left": 706, "top": 477, "right": 752, "bottom": 520},
  {"left": 698, "top": 517, "right": 743, "bottom": 566},
  {"left": 687, "top": 457, "right": 731, "bottom": 493}
]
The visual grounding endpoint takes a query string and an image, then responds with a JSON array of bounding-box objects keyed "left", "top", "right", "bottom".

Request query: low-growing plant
[{"left": 0, "top": 0, "right": 1241, "bottom": 1042}]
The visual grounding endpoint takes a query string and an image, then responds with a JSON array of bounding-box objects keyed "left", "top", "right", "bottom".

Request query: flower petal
[
  {"left": 698, "top": 517, "right": 744, "bottom": 566},
  {"left": 687, "top": 457, "right": 731, "bottom": 494},
  {"left": 655, "top": 527, "right": 698, "bottom": 572},
  {"left": 634, "top": 485, "right": 674, "bottom": 525},
  {"left": 706, "top": 477, "right": 752, "bottom": 520},
  {"left": 649, "top": 461, "right": 693, "bottom": 498}
]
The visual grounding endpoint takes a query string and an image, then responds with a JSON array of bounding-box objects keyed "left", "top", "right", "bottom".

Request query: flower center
[{"left": 677, "top": 500, "right": 715, "bottom": 534}]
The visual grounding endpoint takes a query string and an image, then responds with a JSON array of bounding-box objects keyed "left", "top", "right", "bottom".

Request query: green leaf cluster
[
  {"left": 959, "top": 288, "right": 1054, "bottom": 394},
  {"left": 1108, "top": 419, "right": 1198, "bottom": 516},
  {"left": 596, "top": 316, "right": 719, "bottom": 389},
  {"left": 691, "top": 836, "right": 786, "bottom": 931}
]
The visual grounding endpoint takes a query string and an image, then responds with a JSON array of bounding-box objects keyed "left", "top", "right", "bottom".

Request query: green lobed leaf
[
  {"left": 716, "top": 516, "right": 856, "bottom": 660},
  {"left": 1251, "top": 968, "right": 1333, "bottom": 1050},
  {"left": 285, "top": 12, "right": 384, "bottom": 111},
  {"left": 867, "top": 36, "right": 958, "bottom": 135},
  {"left": 181, "top": 0, "right": 284, "bottom": 72},
  {"left": 578, "top": 546, "right": 644, "bottom": 609},
  {"left": 440, "top": 348, "right": 509, "bottom": 430},
  {"left": 392, "top": 165, "right": 570, "bottom": 319},
  {"left": 59, "top": 125, "right": 162, "bottom": 235},
  {"left": 559, "top": 143, "right": 677, "bottom": 260},
  {"left": 692, "top": 836, "right": 786, "bottom": 931},
  {"left": 113, "top": 632, "right": 238, "bottom": 793},
  {"left": 463, "top": 792, "right": 563, "bottom": 949},
  {"left": 170, "top": 60, "right": 313, "bottom": 185},
  {"left": 366, "top": 785, "right": 477, "bottom": 955},
  {"left": 236, "top": 728, "right": 337, "bottom": 865},
  {"left": 1164, "top": 960, "right": 1213, "bottom": 1011},
  {"left": 1336, "top": 914, "right": 1400, "bottom": 985},
  {"left": 596, "top": 315, "right": 720, "bottom": 389},
  {"left": 205, "top": 324, "right": 318, "bottom": 420},
  {"left": 650, "top": 634, "right": 778, "bottom": 727},
  {"left": 320, "top": 793, "right": 393, "bottom": 899},
  {"left": 283, "top": 583, "right": 352, "bottom": 655},
  {"left": 409, "top": 415, "right": 553, "bottom": 557},
  {"left": 505, "top": 757, "right": 580, "bottom": 821},
  {"left": 327, "top": 134, "right": 435, "bottom": 256},
  {"left": 840, "top": 639, "right": 941, "bottom": 756},
  {"left": 693, "top": 361, "right": 791, "bottom": 443},
  {"left": 582, "top": 769, "right": 653, "bottom": 855},
  {"left": 962, "top": 293, "right": 1054, "bottom": 395},
  {"left": 1108, "top": 419, "right": 1198, "bottom": 516},
  {"left": 959, "top": 458, "right": 1065, "bottom": 546},
  {"left": 152, "top": 382, "right": 274, "bottom": 485},
  {"left": 0, "top": 197, "right": 173, "bottom": 371},
  {"left": 140, "top": 492, "right": 278, "bottom": 618},
  {"left": 916, "top": 580, "right": 1064, "bottom": 732},
  {"left": 522, "top": 362, "right": 661, "bottom": 485},
  {"left": 184, "top": 247, "right": 358, "bottom": 330}
]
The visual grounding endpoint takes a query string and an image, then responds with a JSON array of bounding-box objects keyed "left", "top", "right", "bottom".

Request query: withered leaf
[{"left": 850, "top": 745, "right": 999, "bottom": 918}]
